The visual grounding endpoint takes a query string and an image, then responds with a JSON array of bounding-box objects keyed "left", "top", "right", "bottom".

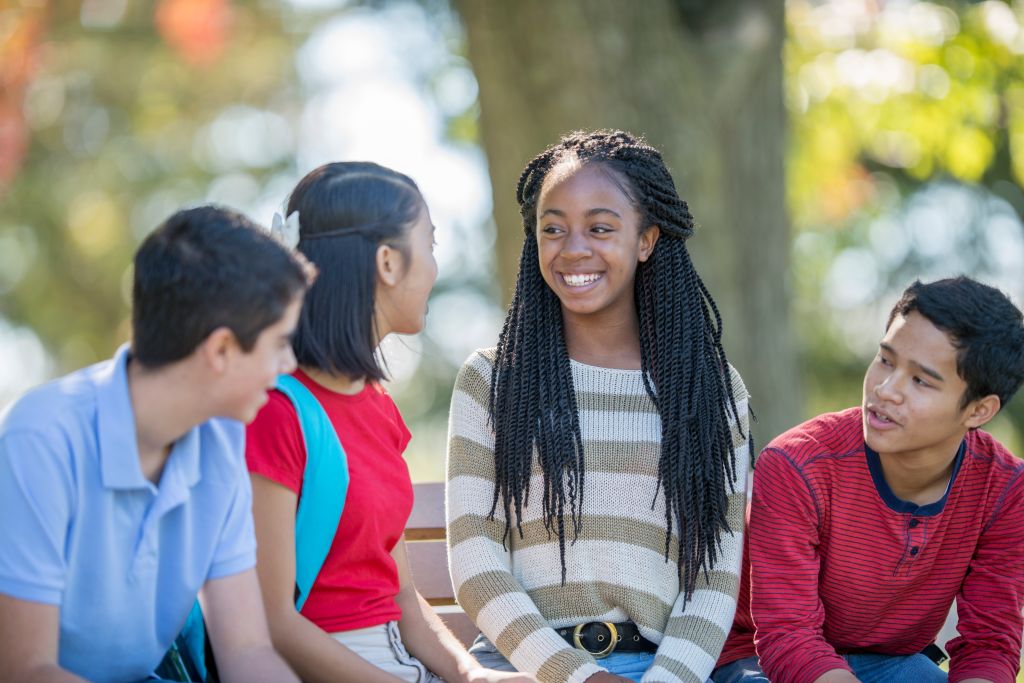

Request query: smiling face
[
  {"left": 862, "top": 310, "right": 994, "bottom": 465},
  {"left": 535, "top": 161, "right": 659, "bottom": 325}
]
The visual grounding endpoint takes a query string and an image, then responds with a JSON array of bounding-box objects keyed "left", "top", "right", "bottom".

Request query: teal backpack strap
[
  {"left": 155, "top": 375, "right": 348, "bottom": 680},
  {"left": 275, "top": 374, "right": 350, "bottom": 611},
  {"left": 154, "top": 596, "right": 216, "bottom": 681}
]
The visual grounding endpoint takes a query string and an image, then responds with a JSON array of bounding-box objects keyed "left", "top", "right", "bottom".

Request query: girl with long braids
[{"left": 446, "top": 131, "right": 752, "bottom": 683}]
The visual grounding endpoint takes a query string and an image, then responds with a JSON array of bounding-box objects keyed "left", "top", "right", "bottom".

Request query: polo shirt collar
[
  {"left": 97, "top": 344, "right": 147, "bottom": 490},
  {"left": 165, "top": 426, "right": 202, "bottom": 492},
  {"left": 96, "top": 344, "right": 202, "bottom": 495}
]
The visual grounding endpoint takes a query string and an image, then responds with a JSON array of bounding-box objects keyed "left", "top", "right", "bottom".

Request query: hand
[
  {"left": 584, "top": 673, "right": 632, "bottom": 683},
  {"left": 464, "top": 668, "right": 539, "bottom": 683}
]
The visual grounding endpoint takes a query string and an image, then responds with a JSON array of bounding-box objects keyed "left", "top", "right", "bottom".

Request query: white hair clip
[{"left": 270, "top": 210, "right": 301, "bottom": 250}]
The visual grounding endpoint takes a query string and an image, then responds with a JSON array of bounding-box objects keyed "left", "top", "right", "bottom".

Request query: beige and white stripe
[{"left": 446, "top": 349, "right": 750, "bottom": 683}]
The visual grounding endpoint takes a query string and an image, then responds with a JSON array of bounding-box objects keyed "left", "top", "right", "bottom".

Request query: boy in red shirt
[{"left": 714, "top": 276, "right": 1024, "bottom": 683}]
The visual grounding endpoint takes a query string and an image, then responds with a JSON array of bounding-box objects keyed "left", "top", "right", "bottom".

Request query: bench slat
[
  {"left": 408, "top": 482, "right": 478, "bottom": 649},
  {"left": 406, "top": 539, "right": 456, "bottom": 602},
  {"left": 407, "top": 482, "right": 445, "bottom": 531}
]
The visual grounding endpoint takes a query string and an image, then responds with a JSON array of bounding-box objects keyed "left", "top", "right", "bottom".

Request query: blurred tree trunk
[{"left": 457, "top": 0, "right": 800, "bottom": 444}]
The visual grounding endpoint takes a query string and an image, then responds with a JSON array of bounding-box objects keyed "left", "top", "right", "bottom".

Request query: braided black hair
[{"left": 489, "top": 130, "right": 744, "bottom": 598}]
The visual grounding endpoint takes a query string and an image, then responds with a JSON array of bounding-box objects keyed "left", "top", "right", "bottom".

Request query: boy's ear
[
  {"left": 198, "top": 327, "right": 238, "bottom": 374},
  {"left": 963, "top": 393, "right": 1000, "bottom": 429},
  {"left": 376, "top": 244, "right": 403, "bottom": 287}
]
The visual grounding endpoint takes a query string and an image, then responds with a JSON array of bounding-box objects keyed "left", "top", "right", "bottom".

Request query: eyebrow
[
  {"left": 539, "top": 207, "right": 622, "bottom": 219},
  {"left": 879, "top": 342, "right": 945, "bottom": 382}
]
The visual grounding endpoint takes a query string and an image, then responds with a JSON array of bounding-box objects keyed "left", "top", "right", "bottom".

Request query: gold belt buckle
[{"left": 572, "top": 622, "right": 618, "bottom": 659}]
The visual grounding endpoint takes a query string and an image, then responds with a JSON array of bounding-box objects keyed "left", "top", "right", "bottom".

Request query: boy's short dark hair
[
  {"left": 287, "top": 161, "right": 424, "bottom": 381},
  {"left": 888, "top": 276, "right": 1024, "bottom": 409},
  {"left": 132, "top": 205, "right": 311, "bottom": 368}
]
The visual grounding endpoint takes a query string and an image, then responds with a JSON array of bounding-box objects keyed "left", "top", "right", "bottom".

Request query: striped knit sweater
[{"left": 446, "top": 349, "right": 750, "bottom": 683}]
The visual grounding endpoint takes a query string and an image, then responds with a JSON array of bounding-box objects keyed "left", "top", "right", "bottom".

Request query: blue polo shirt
[{"left": 0, "top": 345, "right": 257, "bottom": 683}]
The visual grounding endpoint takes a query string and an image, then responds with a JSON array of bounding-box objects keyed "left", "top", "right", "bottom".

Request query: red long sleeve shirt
[{"left": 718, "top": 407, "right": 1024, "bottom": 683}]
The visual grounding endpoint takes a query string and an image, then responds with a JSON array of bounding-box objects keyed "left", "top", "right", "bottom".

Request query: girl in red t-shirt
[{"left": 246, "top": 162, "right": 536, "bottom": 683}]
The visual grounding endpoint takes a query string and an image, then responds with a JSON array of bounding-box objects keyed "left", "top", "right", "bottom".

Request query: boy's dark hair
[
  {"left": 287, "top": 161, "right": 424, "bottom": 381},
  {"left": 490, "top": 130, "right": 743, "bottom": 599},
  {"left": 132, "top": 205, "right": 311, "bottom": 369},
  {"left": 888, "top": 276, "right": 1024, "bottom": 409}
]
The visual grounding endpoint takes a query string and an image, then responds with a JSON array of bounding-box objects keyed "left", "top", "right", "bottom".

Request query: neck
[
  {"left": 127, "top": 358, "right": 205, "bottom": 484},
  {"left": 878, "top": 445, "right": 962, "bottom": 506},
  {"left": 561, "top": 307, "right": 642, "bottom": 370},
  {"left": 302, "top": 366, "right": 366, "bottom": 395}
]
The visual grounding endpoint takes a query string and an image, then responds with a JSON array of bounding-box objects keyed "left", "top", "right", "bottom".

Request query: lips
[
  {"left": 865, "top": 405, "right": 900, "bottom": 430},
  {"left": 560, "top": 272, "right": 602, "bottom": 287}
]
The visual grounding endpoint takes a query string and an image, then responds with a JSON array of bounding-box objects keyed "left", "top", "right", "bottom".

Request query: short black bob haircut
[
  {"left": 287, "top": 161, "right": 425, "bottom": 381},
  {"left": 132, "top": 205, "right": 311, "bottom": 369},
  {"left": 887, "top": 276, "right": 1024, "bottom": 409}
]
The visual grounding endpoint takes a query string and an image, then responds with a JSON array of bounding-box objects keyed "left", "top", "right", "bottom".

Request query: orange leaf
[{"left": 155, "top": 0, "right": 232, "bottom": 67}]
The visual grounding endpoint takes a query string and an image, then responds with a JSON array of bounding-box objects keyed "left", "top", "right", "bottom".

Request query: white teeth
[{"left": 562, "top": 273, "right": 601, "bottom": 287}]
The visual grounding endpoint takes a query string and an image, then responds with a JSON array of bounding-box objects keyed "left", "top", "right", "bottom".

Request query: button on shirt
[{"left": 0, "top": 345, "right": 257, "bottom": 683}]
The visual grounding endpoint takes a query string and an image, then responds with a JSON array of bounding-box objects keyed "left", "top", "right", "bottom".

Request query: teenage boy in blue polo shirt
[{"left": 0, "top": 207, "right": 309, "bottom": 682}]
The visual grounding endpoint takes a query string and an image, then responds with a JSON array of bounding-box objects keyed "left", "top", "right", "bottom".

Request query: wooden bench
[{"left": 406, "top": 482, "right": 479, "bottom": 648}]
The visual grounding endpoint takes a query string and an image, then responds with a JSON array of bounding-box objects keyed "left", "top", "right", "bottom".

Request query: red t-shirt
[{"left": 245, "top": 369, "right": 413, "bottom": 633}]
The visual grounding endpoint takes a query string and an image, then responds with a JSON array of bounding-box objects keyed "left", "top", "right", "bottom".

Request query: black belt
[{"left": 557, "top": 621, "right": 657, "bottom": 659}]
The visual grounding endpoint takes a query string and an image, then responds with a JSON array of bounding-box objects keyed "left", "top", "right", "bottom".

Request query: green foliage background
[{"left": 2, "top": 0, "right": 1023, "bottom": 476}]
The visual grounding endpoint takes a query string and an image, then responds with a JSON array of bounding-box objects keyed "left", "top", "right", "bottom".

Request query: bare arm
[
  {"left": 201, "top": 568, "right": 299, "bottom": 683},
  {"left": 391, "top": 537, "right": 536, "bottom": 683},
  {"left": 0, "top": 594, "right": 86, "bottom": 683},
  {"left": 250, "top": 473, "right": 406, "bottom": 683}
]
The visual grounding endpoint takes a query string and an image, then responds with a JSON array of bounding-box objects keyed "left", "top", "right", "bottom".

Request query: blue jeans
[
  {"left": 711, "top": 653, "right": 946, "bottom": 683},
  {"left": 469, "top": 633, "right": 657, "bottom": 682}
]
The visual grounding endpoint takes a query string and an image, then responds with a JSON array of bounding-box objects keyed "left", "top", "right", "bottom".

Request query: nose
[
  {"left": 561, "top": 231, "right": 592, "bottom": 260},
  {"left": 873, "top": 372, "right": 903, "bottom": 404}
]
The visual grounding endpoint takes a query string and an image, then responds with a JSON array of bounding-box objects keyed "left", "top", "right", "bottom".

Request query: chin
[
  {"left": 235, "top": 395, "right": 268, "bottom": 424},
  {"left": 558, "top": 297, "right": 601, "bottom": 312}
]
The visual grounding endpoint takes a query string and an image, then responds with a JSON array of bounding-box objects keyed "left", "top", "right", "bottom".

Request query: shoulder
[
  {"left": 725, "top": 363, "right": 749, "bottom": 402},
  {"left": 0, "top": 369, "right": 104, "bottom": 515},
  {"left": 362, "top": 381, "right": 410, "bottom": 435},
  {"left": 760, "top": 407, "right": 863, "bottom": 471},
  {"left": 365, "top": 380, "right": 400, "bottom": 409},
  {"left": 199, "top": 417, "right": 245, "bottom": 457},
  {"left": 1, "top": 362, "right": 105, "bottom": 437},
  {"left": 965, "top": 429, "right": 1022, "bottom": 472},
  {"left": 0, "top": 363, "right": 111, "bottom": 479},
  {"left": 461, "top": 348, "right": 496, "bottom": 373},
  {"left": 962, "top": 429, "right": 1024, "bottom": 497},
  {"left": 453, "top": 348, "right": 496, "bottom": 394},
  {"left": 186, "top": 418, "right": 251, "bottom": 493},
  {"left": 249, "top": 389, "right": 300, "bottom": 431}
]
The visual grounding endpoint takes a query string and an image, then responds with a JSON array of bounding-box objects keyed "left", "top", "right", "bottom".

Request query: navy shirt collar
[{"left": 865, "top": 439, "right": 965, "bottom": 516}]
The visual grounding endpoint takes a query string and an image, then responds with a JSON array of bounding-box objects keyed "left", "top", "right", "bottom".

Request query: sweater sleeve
[
  {"left": 947, "top": 468, "right": 1024, "bottom": 683},
  {"left": 643, "top": 366, "right": 750, "bottom": 683},
  {"left": 748, "top": 448, "right": 852, "bottom": 683},
  {"left": 446, "top": 351, "right": 604, "bottom": 683}
]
